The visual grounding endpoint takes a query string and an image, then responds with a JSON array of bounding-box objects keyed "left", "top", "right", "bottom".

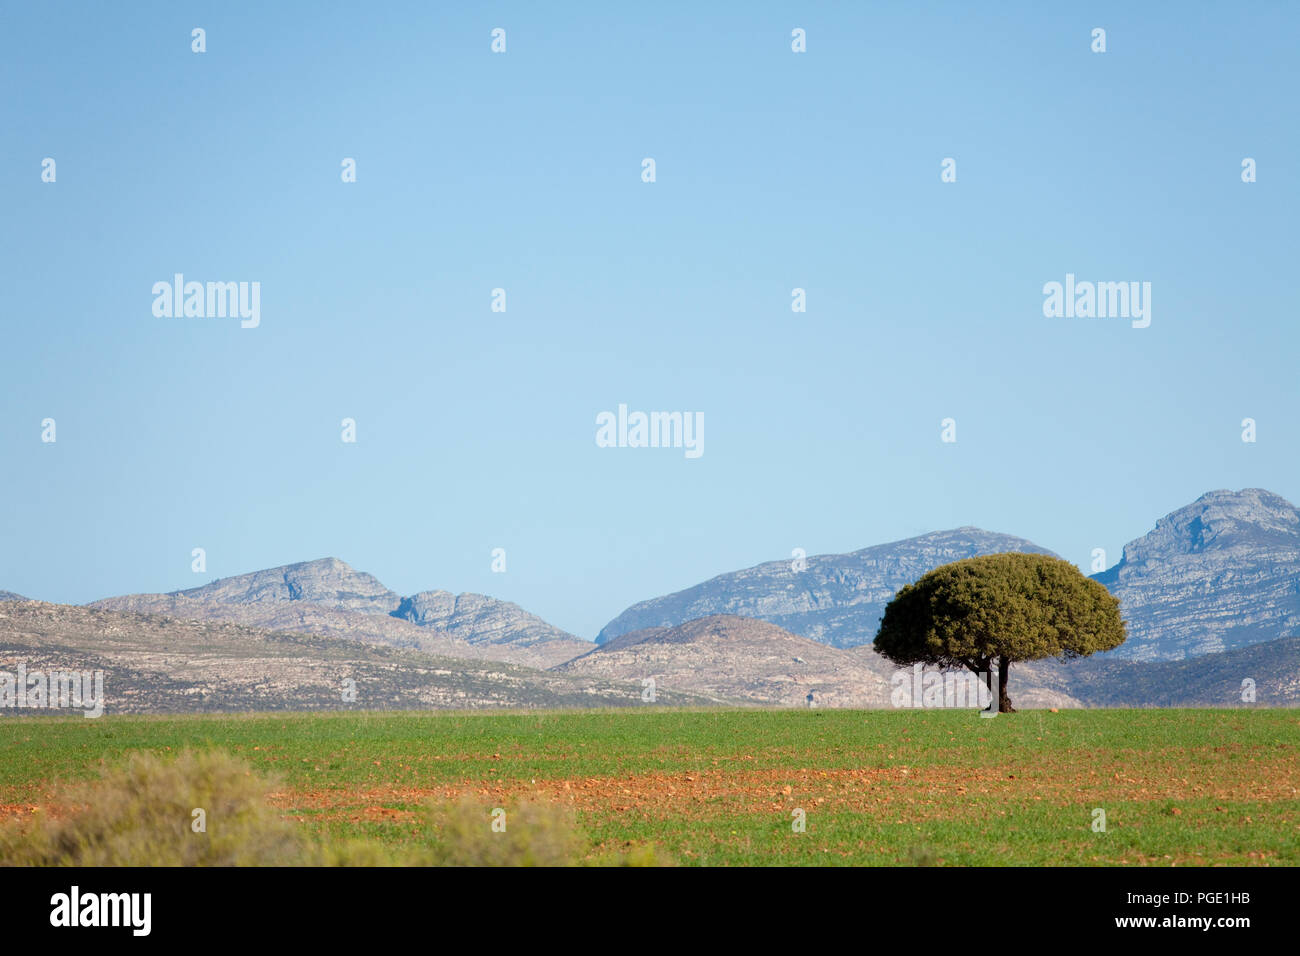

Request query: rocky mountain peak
[
  {"left": 170, "top": 557, "right": 402, "bottom": 615},
  {"left": 1093, "top": 489, "right": 1300, "bottom": 660},
  {"left": 1109, "top": 489, "right": 1300, "bottom": 572},
  {"left": 392, "top": 589, "right": 583, "bottom": 650}
]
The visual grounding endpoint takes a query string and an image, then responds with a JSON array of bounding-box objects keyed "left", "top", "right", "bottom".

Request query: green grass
[{"left": 1, "top": 708, "right": 1296, "bottom": 865}]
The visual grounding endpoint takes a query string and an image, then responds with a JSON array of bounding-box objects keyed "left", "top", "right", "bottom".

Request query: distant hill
[
  {"left": 1020, "top": 633, "right": 1300, "bottom": 706},
  {"left": 91, "top": 558, "right": 590, "bottom": 669},
  {"left": 1091, "top": 489, "right": 1300, "bottom": 661},
  {"left": 596, "top": 529, "right": 1056, "bottom": 648},
  {"left": 561, "top": 615, "right": 899, "bottom": 707},
  {"left": 87, "top": 593, "right": 514, "bottom": 663},
  {"left": 0, "top": 591, "right": 24, "bottom": 602},
  {"left": 0, "top": 600, "right": 712, "bottom": 715}
]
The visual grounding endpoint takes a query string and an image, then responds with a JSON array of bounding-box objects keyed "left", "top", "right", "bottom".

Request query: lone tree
[{"left": 874, "top": 552, "right": 1125, "bottom": 713}]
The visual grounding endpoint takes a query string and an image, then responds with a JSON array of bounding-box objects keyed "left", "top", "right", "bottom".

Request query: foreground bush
[
  {"left": 0, "top": 749, "right": 305, "bottom": 866},
  {"left": 0, "top": 749, "right": 671, "bottom": 867}
]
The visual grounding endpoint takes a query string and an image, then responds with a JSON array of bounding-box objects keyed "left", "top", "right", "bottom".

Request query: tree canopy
[{"left": 873, "top": 552, "right": 1126, "bottom": 712}]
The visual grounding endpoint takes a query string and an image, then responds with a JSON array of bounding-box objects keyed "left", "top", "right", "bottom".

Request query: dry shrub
[
  {"left": 318, "top": 839, "right": 411, "bottom": 866},
  {"left": 0, "top": 751, "right": 674, "bottom": 868},
  {"left": 0, "top": 749, "right": 306, "bottom": 866},
  {"left": 590, "top": 841, "right": 676, "bottom": 867},
  {"left": 424, "top": 797, "right": 587, "bottom": 867}
]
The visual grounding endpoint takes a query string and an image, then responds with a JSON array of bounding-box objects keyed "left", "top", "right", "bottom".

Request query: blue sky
[{"left": 2, "top": 2, "right": 1297, "bottom": 639}]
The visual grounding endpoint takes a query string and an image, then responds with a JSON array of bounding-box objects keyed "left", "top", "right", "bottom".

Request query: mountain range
[
  {"left": 597, "top": 488, "right": 1300, "bottom": 664},
  {"left": 92, "top": 558, "right": 588, "bottom": 669},
  {"left": 3, "top": 487, "right": 1298, "bottom": 712},
  {"left": 0, "top": 600, "right": 714, "bottom": 713}
]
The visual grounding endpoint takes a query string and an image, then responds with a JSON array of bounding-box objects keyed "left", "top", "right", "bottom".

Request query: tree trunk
[{"left": 998, "top": 655, "right": 1015, "bottom": 713}]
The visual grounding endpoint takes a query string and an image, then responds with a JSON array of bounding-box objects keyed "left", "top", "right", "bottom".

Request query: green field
[{"left": 1, "top": 708, "right": 1297, "bottom": 865}]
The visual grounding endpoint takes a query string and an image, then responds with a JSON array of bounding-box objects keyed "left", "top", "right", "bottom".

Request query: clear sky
[{"left": 2, "top": 3, "right": 1297, "bottom": 639}]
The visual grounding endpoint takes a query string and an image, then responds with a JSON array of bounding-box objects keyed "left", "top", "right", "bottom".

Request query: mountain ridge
[
  {"left": 597, "top": 528, "right": 1057, "bottom": 648},
  {"left": 90, "top": 557, "right": 591, "bottom": 670},
  {"left": 596, "top": 488, "right": 1300, "bottom": 665}
]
